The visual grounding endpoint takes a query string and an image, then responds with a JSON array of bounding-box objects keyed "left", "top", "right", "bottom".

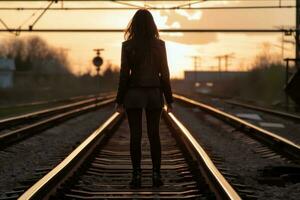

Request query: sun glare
[{"left": 164, "top": 41, "right": 196, "bottom": 78}]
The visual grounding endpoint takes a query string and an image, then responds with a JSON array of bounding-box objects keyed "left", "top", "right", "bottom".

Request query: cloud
[
  {"left": 175, "top": 10, "right": 202, "bottom": 20},
  {"left": 156, "top": 0, "right": 293, "bottom": 44},
  {"left": 158, "top": 10, "right": 218, "bottom": 45}
]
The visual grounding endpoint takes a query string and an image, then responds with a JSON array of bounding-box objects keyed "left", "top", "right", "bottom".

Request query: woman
[{"left": 115, "top": 9, "right": 173, "bottom": 189}]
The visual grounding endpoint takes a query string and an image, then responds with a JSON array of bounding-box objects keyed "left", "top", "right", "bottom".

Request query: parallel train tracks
[
  {"left": 224, "top": 100, "right": 300, "bottom": 122},
  {"left": 0, "top": 93, "right": 115, "bottom": 149},
  {"left": 18, "top": 109, "right": 241, "bottom": 200},
  {"left": 174, "top": 94, "right": 300, "bottom": 162},
  {"left": 1, "top": 93, "right": 299, "bottom": 199}
]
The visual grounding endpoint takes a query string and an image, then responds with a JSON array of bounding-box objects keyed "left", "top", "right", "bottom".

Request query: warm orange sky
[{"left": 0, "top": 0, "right": 295, "bottom": 78}]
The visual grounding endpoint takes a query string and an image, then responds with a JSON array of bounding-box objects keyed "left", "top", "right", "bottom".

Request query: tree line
[{"left": 0, "top": 36, "right": 119, "bottom": 104}]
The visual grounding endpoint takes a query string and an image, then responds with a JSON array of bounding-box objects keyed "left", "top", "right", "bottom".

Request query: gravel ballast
[
  {"left": 172, "top": 102, "right": 300, "bottom": 200},
  {"left": 194, "top": 95, "right": 300, "bottom": 145},
  {"left": 0, "top": 105, "right": 114, "bottom": 197}
]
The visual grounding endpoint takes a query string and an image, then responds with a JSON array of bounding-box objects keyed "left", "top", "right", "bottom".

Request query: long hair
[
  {"left": 125, "top": 9, "right": 159, "bottom": 42},
  {"left": 124, "top": 9, "right": 159, "bottom": 66}
]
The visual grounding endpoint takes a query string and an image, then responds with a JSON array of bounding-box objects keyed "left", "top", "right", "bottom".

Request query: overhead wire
[
  {"left": 0, "top": 18, "right": 15, "bottom": 35},
  {"left": 110, "top": 0, "right": 145, "bottom": 9},
  {"left": 16, "top": 0, "right": 50, "bottom": 35},
  {"left": 0, "top": 0, "right": 295, "bottom": 34},
  {"left": 0, "top": 0, "right": 295, "bottom": 1},
  {"left": 29, "top": 0, "right": 55, "bottom": 30},
  {"left": 0, "top": 28, "right": 296, "bottom": 33},
  {"left": 170, "top": 0, "right": 207, "bottom": 9},
  {"left": 18, "top": 3, "right": 50, "bottom": 26},
  {"left": 0, "top": 5, "right": 296, "bottom": 10}
]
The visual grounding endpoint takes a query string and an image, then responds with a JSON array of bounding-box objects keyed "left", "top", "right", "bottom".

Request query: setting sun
[
  {"left": 0, "top": 1, "right": 299, "bottom": 200},
  {"left": 0, "top": 1, "right": 294, "bottom": 78}
]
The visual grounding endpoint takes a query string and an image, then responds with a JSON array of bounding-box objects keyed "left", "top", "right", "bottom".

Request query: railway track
[
  {"left": 224, "top": 100, "right": 300, "bottom": 122},
  {"left": 0, "top": 92, "right": 114, "bottom": 110},
  {"left": 173, "top": 94, "right": 300, "bottom": 162},
  {"left": 18, "top": 110, "right": 241, "bottom": 200},
  {"left": 0, "top": 93, "right": 116, "bottom": 149},
  {"left": 169, "top": 94, "right": 300, "bottom": 199},
  {"left": 3, "top": 94, "right": 299, "bottom": 199},
  {"left": 181, "top": 93, "right": 300, "bottom": 145},
  {"left": 184, "top": 92, "right": 300, "bottom": 122},
  {"left": 0, "top": 92, "right": 115, "bottom": 120}
]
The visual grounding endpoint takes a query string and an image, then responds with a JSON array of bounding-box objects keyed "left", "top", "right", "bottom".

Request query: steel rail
[
  {"left": 173, "top": 94, "right": 300, "bottom": 161},
  {"left": 0, "top": 92, "right": 113, "bottom": 109},
  {"left": 0, "top": 5, "right": 295, "bottom": 10},
  {"left": 0, "top": 93, "right": 115, "bottom": 130},
  {"left": 0, "top": 94, "right": 94, "bottom": 109},
  {"left": 19, "top": 110, "right": 240, "bottom": 200},
  {"left": 225, "top": 99, "right": 300, "bottom": 121},
  {"left": 163, "top": 109, "right": 241, "bottom": 200},
  {"left": 0, "top": 97, "right": 115, "bottom": 148},
  {"left": 0, "top": 28, "right": 295, "bottom": 33},
  {"left": 18, "top": 112, "right": 122, "bottom": 200}
]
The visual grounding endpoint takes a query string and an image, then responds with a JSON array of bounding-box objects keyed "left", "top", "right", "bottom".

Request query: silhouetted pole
[
  {"left": 215, "top": 53, "right": 234, "bottom": 73},
  {"left": 224, "top": 55, "right": 229, "bottom": 71},
  {"left": 224, "top": 53, "right": 235, "bottom": 71},
  {"left": 93, "top": 48, "right": 104, "bottom": 94},
  {"left": 194, "top": 56, "right": 197, "bottom": 85},
  {"left": 296, "top": 0, "right": 300, "bottom": 69},
  {"left": 216, "top": 56, "right": 222, "bottom": 71},
  {"left": 281, "top": 33, "right": 284, "bottom": 59},
  {"left": 283, "top": 58, "right": 298, "bottom": 110},
  {"left": 188, "top": 56, "right": 201, "bottom": 86},
  {"left": 284, "top": 59, "right": 291, "bottom": 111},
  {"left": 215, "top": 56, "right": 222, "bottom": 80}
]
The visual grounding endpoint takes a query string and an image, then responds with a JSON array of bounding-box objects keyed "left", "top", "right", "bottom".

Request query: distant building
[
  {"left": 0, "top": 58, "right": 15, "bottom": 89},
  {"left": 184, "top": 70, "right": 248, "bottom": 82}
]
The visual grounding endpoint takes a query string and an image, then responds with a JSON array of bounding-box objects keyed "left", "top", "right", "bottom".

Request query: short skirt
[{"left": 123, "top": 87, "right": 164, "bottom": 109}]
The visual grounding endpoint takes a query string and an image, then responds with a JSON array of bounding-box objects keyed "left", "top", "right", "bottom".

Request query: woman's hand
[
  {"left": 166, "top": 103, "right": 173, "bottom": 113},
  {"left": 115, "top": 103, "right": 124, "bottom": 114}
]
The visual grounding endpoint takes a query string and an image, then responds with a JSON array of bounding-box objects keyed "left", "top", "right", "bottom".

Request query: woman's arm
[
  {"left": 160, "top": 41, "right": 174, "bottom": 105},
  {"left": 116, "top": 42, "right": 130, "bottom": 105}
]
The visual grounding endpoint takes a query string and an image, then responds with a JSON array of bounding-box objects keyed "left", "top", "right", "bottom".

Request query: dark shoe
[
  {"left": 152, "top": 171, "right": 163, "bottom": 187},
  {"left": 129, "top": 170, "right": 141, "bottom": 189}
]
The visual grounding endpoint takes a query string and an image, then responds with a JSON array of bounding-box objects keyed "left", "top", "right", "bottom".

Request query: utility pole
[
  {"left": 216, "top": 56, "right": 222, "bottom": 72},
  {"left": 224, "top": 55, "right": 229, "bottom": 71},
  {"left": 273, "top": 38, "right": 293, "bottom": 60},
  {"left": 281, "top": 33, "right": 285, "bottom": 59},
  {"left": 215, "top": 56, "right": 222, "bottom": 80},
  {"left": 188, "top": 56, "right": 201, "bottom": 85},
  {"left": 224, "top": 53, "right": 235, "bottom": 71},
  {"left": 296, "top": 0, "right": 300, "bottom": 68},
  {"left": 215, "top": 53, "right": 235, "bottom": 72}
]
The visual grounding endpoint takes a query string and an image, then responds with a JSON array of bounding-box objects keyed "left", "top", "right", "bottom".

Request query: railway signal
[
  {"left": 93, "top": 48, "right": 104, "bottom": 92},
  {"left": 93, "top": 48, "right": 104, "bottom": 74}
]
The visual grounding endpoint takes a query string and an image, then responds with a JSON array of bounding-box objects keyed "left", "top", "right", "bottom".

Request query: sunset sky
[{"left": 0, "top": 0, "right": 296, "bottom": 78}]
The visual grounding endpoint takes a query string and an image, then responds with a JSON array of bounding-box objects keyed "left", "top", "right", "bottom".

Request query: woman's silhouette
[{"left": 115, "top": 9, "right": 173, "bottom": 188}]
